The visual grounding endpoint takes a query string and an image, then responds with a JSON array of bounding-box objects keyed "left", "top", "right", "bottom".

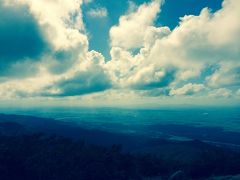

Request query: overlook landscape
[{"left": 0, "top": 0, "right": 240, "bottom": 179}]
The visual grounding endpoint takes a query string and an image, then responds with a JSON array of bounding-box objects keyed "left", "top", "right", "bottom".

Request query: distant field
[{"left": 0, "top": 107, "right": 240, "bottom": 147}]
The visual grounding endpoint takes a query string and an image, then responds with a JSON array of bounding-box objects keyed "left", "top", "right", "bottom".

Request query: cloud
[
  {"left": 41, "top": 51, "right": 111, "bottom": 97},
  {"left": 110, "top": 0, "right": 163, "bottom": 49},
  {"left": 128, "top": 67, "right": 176, "bottom": 90},
  {"left": 43, "top": 48, "right": 86, "bottom": 75},
  {"left": 0, "top": 3, "right": 47, "bottom": 61},
  {"left": 143, "top": 88, "right": 170, "bottom": 97},
  {"left": 43, "top": 68, "right": 111, "bottom": 97},
  {"left": 208, "top": 88, "right": 232, "bottom": 98},
  {"left": 236, "top": 89, "right": 240, "bottom": 97},
  {"left": 0, "top": 0, "right": 111, "bottom": 97},
  {"left": 0, "top": 3, "right": 48, "bottom": 77},
  {"left": 0, "top": 50, "right": 111, "bottom": 98},
  {"left": 206, "top": 62, "right": 240, "bottom": 88},
  {"left": 0, "top": 68, "right": 55, "bottom": 99},
  {"left": 107, "top": 0, "right": 240, "bottom": 99},
  {"left": 0, "top": 0, "right": 88, "bottom": 79},
  {"left": 0, "top": 0, "right": 239, "bottom": 104},
  {"left": 83, "top": 0, "right": 93, "bottom": 4},
  {"left": 170, "top": 83, "right": 205, "bottom": 96},
  {"left": 0, "top": 60, "right": 40, "bottom": 79},
  {"left": 10, "top": 0, "right": 88, "bottom": 51},
  {"left": 87, "top": 7, "right": 108, "bottom": 18},
  {"left": 147, "top": 5, "right": 240, "bottom": 75}
]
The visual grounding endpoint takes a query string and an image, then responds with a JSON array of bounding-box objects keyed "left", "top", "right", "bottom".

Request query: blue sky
[{"left": 0, "top": 0, "right": 239, "bottom": 107}]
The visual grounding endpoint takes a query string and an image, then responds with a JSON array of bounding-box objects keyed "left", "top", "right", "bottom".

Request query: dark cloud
[
  {"left": 43, "top": 65, "right": 112, "bottom": 97},
  {"left": 46, "top": 50, "right": 79, "bottom": 75},
  {"left": 0, "top": 60, "right": 39, "bottom": 79},
  {"left": 0, "top": 3, "right": 48, "bottom": 76},
  {"left": 130, "top": 69, "right": 176, "bottom": 90},
  {"left": 143, "top": 88, "right": 170, "bottom": 97}
]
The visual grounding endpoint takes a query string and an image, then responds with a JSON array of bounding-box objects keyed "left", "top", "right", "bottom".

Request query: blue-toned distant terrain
[
  {"left": 1, "top": 107, "right": 240, "bottom": 146},
  {"left": 0, "top": 107, "right": 240, "bottom": 179}
]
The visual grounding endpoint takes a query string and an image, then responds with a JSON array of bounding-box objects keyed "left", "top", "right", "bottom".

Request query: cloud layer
[{"left": 0, "top": 0, "right": 239, "bottom": 105}]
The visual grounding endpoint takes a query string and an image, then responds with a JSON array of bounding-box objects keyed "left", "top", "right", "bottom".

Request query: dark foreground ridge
[{"left": 0, "top": 113, "right": 240, "bottom": 180}]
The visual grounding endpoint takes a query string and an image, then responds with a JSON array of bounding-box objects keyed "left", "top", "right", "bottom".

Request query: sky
[{"left": 0, "top": 0, "right": 239, "bottom": 108}]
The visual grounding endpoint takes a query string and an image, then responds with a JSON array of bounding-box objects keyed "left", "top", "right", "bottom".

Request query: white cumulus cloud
[{"left": 110, "top": 0, "right": 163, "bottom": 49}]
